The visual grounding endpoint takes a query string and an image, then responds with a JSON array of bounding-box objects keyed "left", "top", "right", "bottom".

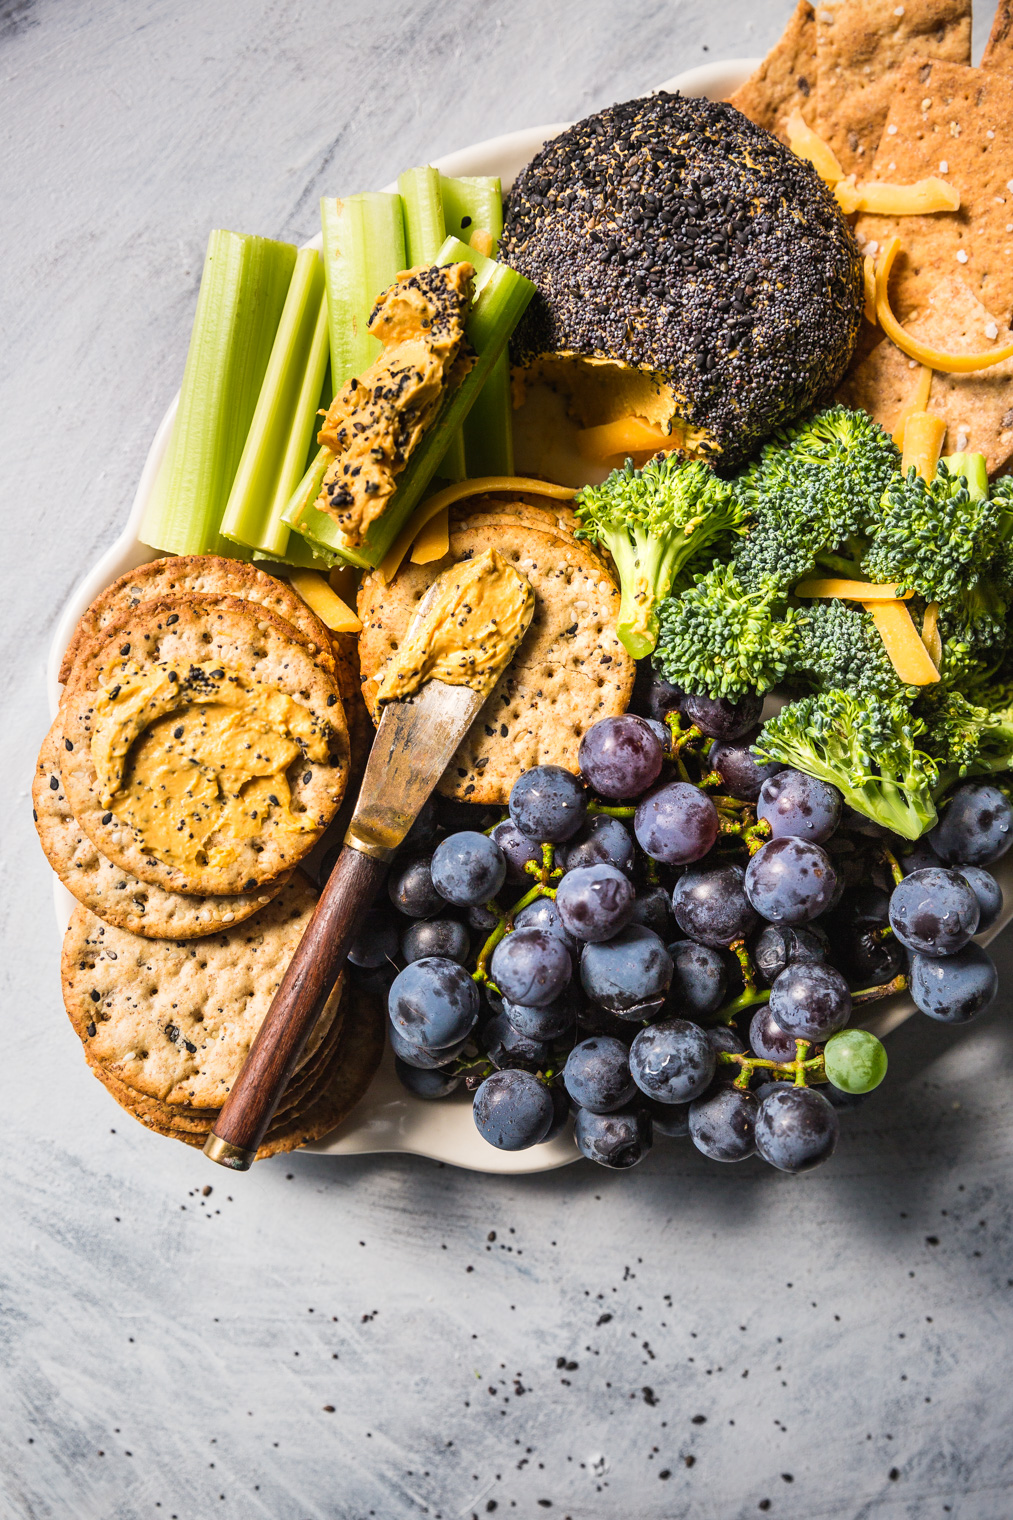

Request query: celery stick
[
  {"left": 320, "top": 192, "right": 405, "bottom": 386},
  {"left": 139, "top": 230, "right": 296, "bottom": 557},
  {"left": 220, "top": 248, "right": 327, "bottom": 556},
  {"left": 398, "top": 166, "right": 465, "bottom": 482},
  {"left": 441, "top": 175, "right": 503, "bottom": 250},
  {"left": 441, "top": 175, "right": 512, "bottom": 476},
  {"left": 294, "top": 237, "right": 535, "bottom": 567}
]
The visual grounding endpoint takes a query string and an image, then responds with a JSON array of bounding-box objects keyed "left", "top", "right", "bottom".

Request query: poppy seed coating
[{"left": 500, "top": 91, "right": 864, "bottom": 468}]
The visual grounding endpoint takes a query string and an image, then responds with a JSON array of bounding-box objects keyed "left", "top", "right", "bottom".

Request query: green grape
[{"left": 823, "top": 1028, "right": 888, "bottom": 1094}]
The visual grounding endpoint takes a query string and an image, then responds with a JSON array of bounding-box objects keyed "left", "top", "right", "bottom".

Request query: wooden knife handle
[{"left": 204, "top": 844, "right": 388, "bottom": 1169}]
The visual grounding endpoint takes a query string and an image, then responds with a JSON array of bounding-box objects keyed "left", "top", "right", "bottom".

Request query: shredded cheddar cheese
[
  {"left": 576, "top": 416, "right": 673, "bottom": 463},
  {"left": 892, "top": 365, "right": 934, "bottom": 449},
  {"left": 794, "top": 579, "right": 912, "bottom": 602},
  {"left": 785, "top": 109, "right": 845, "bottom": 184},
  {"left": 875, "top": 237, "right": 1013, "bottom": 373},
  {"left": 901, "top": 410, "right": 947, "bottom": 479},
  {"left": 287, "top": 569, "right": 362, "bottom": 634},
  {"left": 921, "top": 602, "right": 943, "bottom": 667},
  {"left": 411, "top": 505, "right": 450, "bottom": 564},
  {"left": 835, "top": 177, "right": 960, "bottom": 217},
  {"left": 864, "top": 600, "right": 940, "bottom": 685}
]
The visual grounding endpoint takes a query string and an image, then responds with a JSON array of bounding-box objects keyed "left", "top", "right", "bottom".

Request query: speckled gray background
[{"left": 4, "top": 2, "right": 1013, "bottom": 1516}]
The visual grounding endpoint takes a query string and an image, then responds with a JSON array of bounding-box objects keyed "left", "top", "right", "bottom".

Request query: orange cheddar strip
[
  {"left": 901, "top": 411, "right": 946, "bottom": 479},
  {"left": 410, "top": 505, "right": 450, "bottom": 564},
  {"left": 794, "top": 578, "right": 912, "bottom": 601},
  {"left": 576, "top": 416, "right": 672, "bottom": 462},
  {"left": 922, "top": 602, "right": 942, "bottom": 667},
  {"left": 288, "top": 568, "right": 362, "bottom": 634},
  {"left": 836, "top": 177, "right": 960, "bottom": 217},
  {"left": 865, "top": 600, "right": 940, "bottom": 685},
  {"left": 785, "top": 108, "right": 845, "bottom": 184},
  {"left": 876, "top": 238, "right": 1013, "bottom": 373},
  {"left": 863, "top": 256, "right": 878, "bottom": 326},
  {"left": 378, "top": 475, "right": 576, "bottom": 584},
  {"left": 892, "top": 365, "right": 933, "bottom": 449}
]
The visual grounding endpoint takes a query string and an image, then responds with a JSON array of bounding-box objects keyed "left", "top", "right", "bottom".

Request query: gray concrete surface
[{"left": 3, "top": 1, "right": 1013, "bottom": 1516}]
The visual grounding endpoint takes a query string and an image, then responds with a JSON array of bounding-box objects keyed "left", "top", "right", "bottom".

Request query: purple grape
[
  {"left": 431, "top": 830, "right": 506, "bottom": 907},
  {"left": 643, "top": 717, "right": 672, "bottom": 751},
  {"left": 909, "top": 944, "right": 998, "bottom": 1023},
  {"left": 680, "top": 692, "right": 763, "bottom": 740},
  {"left": 845, "top": 926, "right": 906, "bottom": 987},
  {"left": 388, "top": 957, "right": 480, "bottom": 1051},
  {"left": 564, "top": 1036, "right": 636, "bottom": 1113},
  {"left": 888, "top": 867, "right": 979, "bottom": 957},
  {"left": 751, "top": 923, "right": 826, "bottom": 987},
  {"left": 958, "top": 866, "right": 1002, "bottom": 933},
  {"left": 629, "top": 1019, "right": 715, "bottom": 1104},
  {"left": 490, "top": 926, "right": 572, "bottom": 1007},
  {"left": 708, "top": 737, "right": 785, "bottom": 802},
  {"left": 754, "top": 1086, "right": 839, "bottom": 1173},
  {"left": 388, "top": 854, "right": 444, "bottom": 918},
  {"left": 473, "top": 1069, "right": 554, "bottom": 1150},
  {"left": 643, "top": 1097, "right": 692, "bottom": 1138},
  {"left": 398, "top": 794, "right": 440, "bottom": 855},
  {"left": 707, "top": 1025, "right": 745, "bottom": 1057},
  {"left": 578, "top": 714, "right": 664, "bottom": 800},
  {"left": 502, "top": 989, "right": 578, "bottom": 1041},
  {"left": 509, "top": 766, "right": 587, "bottom": 842},
  {"left": 574, "top": 1106, "right": 653, "bottom": 1168},
  {"left": 768, "top": 962, "right": 851, "bottom": 1042},
  {"left": 394, "top": 1057, "right": 462, "bottom": 1100},
  {"left": 347, "top": 909, "right": 400, "bottom": 970},
  {"left": 555, "top": 863, "right": 635, "bottom": 942},
  {"left": 513, "top": 895, "right": 581, "bottom": 952},
  {"left": 634, "top": 782, "right": 718, "bottom": 865},
  {"left": 744, "top": 837, "right": 837, "bottom": 925},
  {"left": 580, "top": 925, "right": 674, "bottom": 1020},
  {"left": 388, "top": 1022, "right": 469, "bottom": 1070},
  {"left": 629, "top": 886, "right": 675, "bottom": 940},
  {"left": 467, "top": 901, "right": 501, "bottom": 936},
  {"left": 400, "top": 918, "right": 470, "bottom": 966},
  {"left": 483, "top": 1012, "right": 550, "bottom": 1071},
  {"left": 928, "top": 782, "right": 1013, "bottom": 867},
  {"left": 896, "top": 837, "right": 942, "bottom": 875},
  {"left": 562, "top": 815, "right": 636, "bottom": 876},
  {"left": 688, "top": 1085, "right": 758, "bottom": 1161},
  {"left": 671, "top": 863, "right": 759, "bottom": 947},
  {"left": 749, "top": 1005, "right": 800, "bottom": 1063},
  {"left": 632, "top": 663, "right": 683, "bottom": 723},
  {"left": 541, "top": 1084, "right": 571, "bottom": 1142},
  {"left": 667, "top": 939, "right": 727, "bottom": 1018},
  {"left": 757, "top": 769, "right": 842, "bottom": 843},
  {"left": 491, "top": 819, "right": 542, "bottom": 884}
]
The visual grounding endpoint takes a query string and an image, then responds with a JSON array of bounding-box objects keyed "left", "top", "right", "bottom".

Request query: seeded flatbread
[
  {"left": 982, "top": 1, "right": 1013, "bottom": 69},
  {"left": 91, "top": 981, "right": 385, "bottom": 1161},
  {"left": 358, "top": 522, "right": 635, "bottom": 803},
  {"left": 837, "top": 274, "right": 1013, "bottom": 475},
  {"left": 728, "top": 0, "right": 817, "bottom": 145},
  {"left": 853, "top": 57, "right": 1013, "bottom": 325},
  {"left": 61, "top": 596, "right": 348, "bottom": 896},
  {"left": 815, "top": 0, "right": 971, "bottom": 176},
  {"left": 59, "top": 555, "right": 336, "bottom": 686},
  {"left": 61, "top": 875, "right": 341, "bottom": 1108},
  {"left": 33, "top": 723, "right": 290, "bottom": 937},
  {"left": 451, "top": 494, "right": 581, "bottom": 539}
]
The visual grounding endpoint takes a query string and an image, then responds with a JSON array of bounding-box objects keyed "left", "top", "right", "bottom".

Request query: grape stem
[
  {"left": 698, "top": 769, "right": 725, "bottom": 790},
  {"left": 851, "top": 972, "right": 907, "bottom": 1004},
  {"left": 716, "top": 986, "right": 771, "bottom": 1024},
  {"left": 587, "top": 801, "right": 636, "bottom": 820},
  {"left": 728, "top": 937, "right": 757, "bottom": 995},
  {"left": 719, "top": 1039, "right": 822, "bottom": 1091},
  {"left": 472, "top": 842, "right": 560, "bottom": 990},
  {"left": 880, "top": 845, "right": 905, "bottom": 888}
]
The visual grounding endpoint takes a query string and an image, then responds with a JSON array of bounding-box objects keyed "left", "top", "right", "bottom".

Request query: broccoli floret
[
  {"left": 923, "top": 691, "right": 1013, "bottom": 785},
  {"left": 654, "top": 563, "right": 800, "bottom": 700},
  {"left": 734, "top": 405, "right": 899, "bottom": 593},
  {"left": 753, "top": 688, "right": 939, "bottom": 839},
  {"left": 790, "top": 599, "right": 905, "bottom": 699},
  {"left": 864, "top": 454, "right": 1013, "bottom": 644},
  {"left": 574, "top": 454, "right": 746, "bottom": 658}
]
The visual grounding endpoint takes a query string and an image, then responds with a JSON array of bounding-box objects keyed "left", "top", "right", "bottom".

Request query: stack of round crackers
[{"left": 36, "top": 556, "right": 382, "bottom": 1159}]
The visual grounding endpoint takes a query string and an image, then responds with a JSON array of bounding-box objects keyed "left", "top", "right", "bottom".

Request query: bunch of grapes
[{"left": 341, "top": 671, "right": 1009, "bottom": 1175}]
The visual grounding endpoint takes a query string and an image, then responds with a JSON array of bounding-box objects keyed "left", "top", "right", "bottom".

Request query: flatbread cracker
[
  {"left": 61, "top": 876, "right": 341, "bottom": 1109},
  {"left": 982, "top": 1, "right": 1013, "bottom": 69},
  {"left": 837, "top": 274, "right": 1013, "bottom": 474},
  {"left": 358, "top": 522, "right": 635, "bottom": 804},
  {"left": 728, "top": 0, "right": 817, "bottom": 144},
  {"left": 59, "top": 555, "right": 336, "bottom": 686},
  {"left": 815, "top": 0, "right": 971, "bottom": 175},
  {"left": 33, "top": 723, "right": 291, "bottom": 937},
  {"left": 853, "top": 57, "right": 1013, "bottom": 324},
  {"left": 61, "top": 596, "right": 348, "bottom": 896}
]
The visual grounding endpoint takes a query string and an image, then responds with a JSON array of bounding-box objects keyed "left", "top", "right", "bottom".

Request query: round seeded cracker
[
  {"left": 357, "top": 522, "right": 635, "bottom": 802},
  {"left": 61, "top": 596, "right": 348, "bottom": 895},
  {"left": 33, "top": 723, "right": 291, "bottom": 938},
  {"left": 58, "top": 555, "right": 336, "bottom": 686},
  {"left": 61, "top": 875, "right": 341, "bottom": 1108}
]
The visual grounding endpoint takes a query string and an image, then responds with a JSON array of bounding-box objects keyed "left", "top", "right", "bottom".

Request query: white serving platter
[{"left": 48, "top": 56, "right": 1012, "bottom": 1173}]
